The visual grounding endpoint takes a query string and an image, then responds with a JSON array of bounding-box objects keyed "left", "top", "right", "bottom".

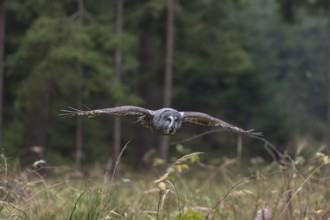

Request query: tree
[
  {"left": 327, "top": 7, "right": 330, "bottom": 154},
  {"left": 171, "top": 1, "right": 258, "bottom": 157},
  {"left": 159, "top": 0, "right": 174, "bottom": 164},
  {"left": 111, "top": 0, "right": 124, "bottom": 172},
  {"left": 74, "top": 0, "right": 84, "bottom": 171},
  {"left": 132, "top": 5, "right": 158, "bottom": 171},
  {"left": 275, "top": 0, "right": 329, "bottom": 152},
  {"left": 0, "top": 0, "right": 4, "bottom": 147},
  {"left": 6, "top": 0, "right": 118, "bottom": 165}
]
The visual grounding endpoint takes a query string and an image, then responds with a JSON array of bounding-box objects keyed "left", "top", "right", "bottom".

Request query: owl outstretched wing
[
  {"left": 181, "top": 111, "right": 262, "bottom": 137},
  {"left": 59, "top": 106, "right": 154, "bottom": 118}
]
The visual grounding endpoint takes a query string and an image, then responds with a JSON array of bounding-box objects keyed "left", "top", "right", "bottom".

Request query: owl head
[{"left": 152, "top": 108, "right": 182, "bottom": 135}]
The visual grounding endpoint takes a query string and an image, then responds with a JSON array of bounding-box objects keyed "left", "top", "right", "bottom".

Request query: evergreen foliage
[{"left": 1, "top": 0, "right": 329, "bottom": 168}]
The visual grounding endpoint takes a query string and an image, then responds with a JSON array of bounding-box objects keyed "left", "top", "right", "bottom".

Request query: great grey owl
[{"left": 60, "top": 106, "right": 261, "bottom": 137}]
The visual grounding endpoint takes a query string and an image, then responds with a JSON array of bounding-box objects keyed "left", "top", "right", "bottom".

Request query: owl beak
[
  {"left": 167, "top": 116, "right": 176, "bottom": 135},
  {"left": 169, "top": 126, "right": 176, "bottom": 135}
]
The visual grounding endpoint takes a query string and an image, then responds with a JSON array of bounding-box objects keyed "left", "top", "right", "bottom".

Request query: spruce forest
[{"left": 0, "top": 0, "right": 330, "bottom": 219}]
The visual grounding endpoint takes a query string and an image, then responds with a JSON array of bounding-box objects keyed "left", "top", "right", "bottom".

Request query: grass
[{"left": 0, "top": 149, "right": 330, "bottom": 220}]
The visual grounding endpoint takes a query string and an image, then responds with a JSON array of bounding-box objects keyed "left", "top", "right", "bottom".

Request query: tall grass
[{"left": 0, "top": 147, "right": 329, "bottom": 220}]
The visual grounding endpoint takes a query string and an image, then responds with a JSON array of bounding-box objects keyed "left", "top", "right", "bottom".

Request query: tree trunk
[
  {"left": 75, "top": 65, "right": 83, "bottom": 171},
  {"left": 0, "top": 0, "right": 5, "bottom": 147},
  {"left": 134, "top": 8, "right": 157, "bottom": 171},
  {"left": 74, "top": 0, "right": 84, "bottom": 171},
  {"left": 327, "top": 5, "right": 330, "bottom": 154},
  {"left": 111, "top": 0, "right": 124, "bottom": 172},
  {"left": 159, "top": 0, "right": 174, "bottom": 163},
  {"left": 163, "top": 0, "right": 174, "bottom": 108}
]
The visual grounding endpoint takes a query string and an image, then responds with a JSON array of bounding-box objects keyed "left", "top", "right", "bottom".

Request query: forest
[
  {"left": 2, "top": 0, "right": 329, "bottom": 169},
  {"left": 0, "top": 0, "right": 330, "bottom": 219}
]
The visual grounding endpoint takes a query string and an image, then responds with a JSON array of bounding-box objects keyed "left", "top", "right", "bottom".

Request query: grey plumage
[{"left": 60, "top": 106, "right": 262, "bottom": 137}]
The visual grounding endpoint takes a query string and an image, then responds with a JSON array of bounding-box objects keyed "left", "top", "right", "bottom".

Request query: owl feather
[{"left": 60, "top": 106, "right": 262, "bottom": 137}]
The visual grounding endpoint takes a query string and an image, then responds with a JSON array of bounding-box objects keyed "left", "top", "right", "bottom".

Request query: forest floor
[{"left": 0, "top": 151, "right": 330, "bottom": 220}]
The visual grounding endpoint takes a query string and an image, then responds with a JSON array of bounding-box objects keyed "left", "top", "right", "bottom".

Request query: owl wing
[
  {"left": 181, "top": 111, "right": 262, "bottom": 137},
  {"left": 59, "top": 106, "right": 154, "bottom": 118}
]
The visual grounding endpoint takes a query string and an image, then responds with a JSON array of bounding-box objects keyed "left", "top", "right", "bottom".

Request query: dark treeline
[{"left": 1, "top": 0, "right": 329, "bottom": 170}]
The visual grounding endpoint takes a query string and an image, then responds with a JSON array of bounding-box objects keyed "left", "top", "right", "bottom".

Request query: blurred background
[{"left": 0, "top": 0, "right": 329, "bottom": 172}]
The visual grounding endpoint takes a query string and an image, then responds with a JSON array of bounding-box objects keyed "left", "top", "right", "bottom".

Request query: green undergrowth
[{"left": 0, "top": 151, "right": 330, "bottom": 220}]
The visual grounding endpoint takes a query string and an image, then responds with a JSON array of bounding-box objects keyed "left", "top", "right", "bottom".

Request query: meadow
[{"left": 0, "top": 146, "right": 329, "bottom": 220}]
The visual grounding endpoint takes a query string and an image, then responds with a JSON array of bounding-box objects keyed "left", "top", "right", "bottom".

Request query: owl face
[{"left": 152, "top": 109, "right": 182, "bottom": 135}]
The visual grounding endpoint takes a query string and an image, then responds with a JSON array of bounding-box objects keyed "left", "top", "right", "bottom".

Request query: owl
[{"left": 60, "top": 106, "right": 262, "bottom": 137}]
